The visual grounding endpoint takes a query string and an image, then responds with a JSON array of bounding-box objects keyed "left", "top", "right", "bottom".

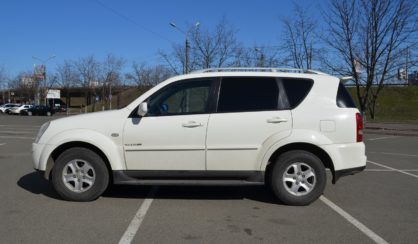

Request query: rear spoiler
[{"left": 340, "top": 76, "right": 353, "bottom": 84}]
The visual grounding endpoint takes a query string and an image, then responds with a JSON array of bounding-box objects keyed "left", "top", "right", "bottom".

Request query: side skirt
[{"left": 113, "top": 170, "right": 265, "bottom": 186}]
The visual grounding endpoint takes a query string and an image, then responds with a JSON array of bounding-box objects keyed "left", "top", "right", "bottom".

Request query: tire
[
  {"left": 52, "top": 147, "right": 109, "bottom": 201},
  {"left": 270, "top": 150, "right": 326, "bottom": 206}
]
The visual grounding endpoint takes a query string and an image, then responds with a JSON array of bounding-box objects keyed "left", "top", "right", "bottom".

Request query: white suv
[
  {"left": 0, "top": 103, "right": 20, "bottom": 114},
  {"left": 9, "top": 104, "right": 33, "bottom": 115},
  {"left": 32, "top": 68, "right": 366, "bottom": 205}
]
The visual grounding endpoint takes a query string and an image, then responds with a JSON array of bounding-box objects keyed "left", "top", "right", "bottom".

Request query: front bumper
[
  {"left": 32, "top": 142, "right": 54, "bottom": 170},
  {"left": 32, "top": 143, "right": 43, "bottom": 170}
]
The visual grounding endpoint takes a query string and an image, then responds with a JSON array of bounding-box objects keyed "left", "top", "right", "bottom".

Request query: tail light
[{"left": 356, "top": 113, "right": 363, "bottom": 142}]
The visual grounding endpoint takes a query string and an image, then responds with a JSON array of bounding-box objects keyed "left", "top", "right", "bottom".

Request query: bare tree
[
  {"left": 233, "top": 46, "right": 281, "bottom": 67},
  {"left": 126, "top": 62, "right": 172, "bottom": 87},
  {"left": 73, "top": 56, "right": 100, "bottom": 112},
  {"left": 99, "top": 54, "right": 125, "bottom": 109},
  {"left": 0, "top": 65, "right": 8, "bottom": 103},
  {"left": 324, "top": 0, "right": 418, "bottom": 118},
  {"left": 281, "top": 3, "right": 319, "bottom": 70},
  {"left": 191, "top": 18, "right": 242, "bottom": 69},
  {"left": 8, "top": 71, "right": 36, "bottom": 104},
  {"left": 56, "top": 60, "right": 78, "bottom": 106},
  {"left": 160, "top": 18, "right": 243, "bottom": 73},
  {"left": 39, "top": 72, "right": 58, "bottom": 105},
  {"left": 159, "top": 43, "right": 189, "bottom": 75},
  {"left": 0, "top": 65, "right": 7, "bottom": 87}
]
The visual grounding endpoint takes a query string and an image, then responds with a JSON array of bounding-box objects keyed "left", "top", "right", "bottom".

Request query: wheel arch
[
  {"left": 44, "top": 141, "right": 113, "bottom": 183},
  {"left": 265, "top": 142, "right": 336, "bottom": 184}
]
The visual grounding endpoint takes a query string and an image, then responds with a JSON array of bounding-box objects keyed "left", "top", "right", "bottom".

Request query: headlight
[{"left": 35, "top": 122, "right": 50, "bottom": 143}]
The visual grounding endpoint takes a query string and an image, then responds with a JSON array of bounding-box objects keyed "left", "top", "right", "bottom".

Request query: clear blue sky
[{"left": 0, "top": 0, "right": 323, "bottom": 76}]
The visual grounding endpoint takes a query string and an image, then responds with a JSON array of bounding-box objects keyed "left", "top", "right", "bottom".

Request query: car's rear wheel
[
  {"left": 52, "top": 147, "right": 109, "bottom": 201},
  {"left": 270, "top": 150, "right": 326, "bottom": 206}
]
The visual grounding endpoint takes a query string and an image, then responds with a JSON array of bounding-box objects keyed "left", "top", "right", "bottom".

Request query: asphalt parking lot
[{"left": 0, "top": 114, "right": 417, "bottom": 244}]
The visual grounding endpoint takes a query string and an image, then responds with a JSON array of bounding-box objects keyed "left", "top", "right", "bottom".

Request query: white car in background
[
  {"left": 0, "top": 103, "right": 20, "bottom": 114},
  {"left": 32, "top": 67, "right": 366, "bottom": 205},
  {"left": 9, "top": 104, "right": 33, "bottom": 115}
]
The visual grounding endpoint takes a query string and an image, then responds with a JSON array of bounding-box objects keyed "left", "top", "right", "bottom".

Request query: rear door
[{"left": 206, "top": 77, "right": 292, "bottom": 171}]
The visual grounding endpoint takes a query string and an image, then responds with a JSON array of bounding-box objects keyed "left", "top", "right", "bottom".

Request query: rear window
[
  {"left": 281, "top": 78, "right": 313, "bottom": 109},
  {"left": 217, "top": 77, "right": 279, "bottom": 112},
  {"left": 336, "top": 82, "right": 356, "bottom": 108}
]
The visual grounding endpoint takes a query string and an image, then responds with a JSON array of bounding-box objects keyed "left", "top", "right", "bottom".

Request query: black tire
[
  {"left": 270, "top": 150, "right": 326, "bottom": 206},
  {"left": 52, "top": 147, "right": 109, "bottom": 201}
]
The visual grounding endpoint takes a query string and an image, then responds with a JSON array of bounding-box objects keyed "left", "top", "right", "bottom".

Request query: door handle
[
  {"left": 267, "top": 117, "right": 288, "bottom": 123},
  {"left": 182, "top": 121, "right": 203, "bottom": 128}
]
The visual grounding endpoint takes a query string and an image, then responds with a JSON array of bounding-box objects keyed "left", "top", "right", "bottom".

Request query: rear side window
[
  {"left": 217, "top": 77, "right": 279, "bottom": 112},
  {"left": 281, "top": 78, "right": 313, "bottom": 109},
  {"left": 336, "top": 82, "right": 356, "bottom": 108}
]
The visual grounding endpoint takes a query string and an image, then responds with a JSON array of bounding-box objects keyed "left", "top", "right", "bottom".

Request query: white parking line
[
  {"left": 368, "top": 151, "right": 418, "bottom": 158},
  {"left": 0, "top": 143, "right": 5, "bottom": 146},
  {"left": 365, "top": 169, "right": 418, "bottom": 172},
  {"left": 368, "top": 160, "right": 418, "bottom": 178},
  {"left": 119, "top": 186, "right": 159, "bottom": 244},
  {"left": 320, "top": 196, "right": 389, "bottom": 244},
  {"left": 0, "top": 136, "right": 34, "bottom": 140},
  {"left": 0, "top": 131, "right": 35, "bottom": 134},
  {"left": 367, "top": 136, "right": 398, "bottom": 141},
  {"left": 0, "top": 125, "right": 40, "bottom": 128}
]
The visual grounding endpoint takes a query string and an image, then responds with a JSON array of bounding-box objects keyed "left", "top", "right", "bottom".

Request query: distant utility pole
[
  {"left": 32, "top": 55, "right": 56, "bottom": 105},
  {"left": 170, "top": 21, "right": 200, "bottom": 74}
]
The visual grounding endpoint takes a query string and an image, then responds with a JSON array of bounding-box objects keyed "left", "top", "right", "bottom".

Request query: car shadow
[
  {"left": 18, "top": 172, "right": 281, "bottom": 205},
  {"left": 103, "top": 185, "right": 281, "bottom": 205},
  {"left": 17, "top": 172, "right": 61, "bottom": 200}
]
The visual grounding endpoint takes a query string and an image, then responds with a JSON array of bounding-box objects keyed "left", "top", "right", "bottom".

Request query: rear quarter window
[
  {"left": 336, "top": 82, "right": 356, "bottom": 108},
  {"left": 281, "top": 78, "right": 314, "bottom": 109}
]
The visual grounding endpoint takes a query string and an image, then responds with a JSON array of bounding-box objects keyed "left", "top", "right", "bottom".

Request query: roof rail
[{"left": 191, "top": 67, "right": 328, "bottom": 75}]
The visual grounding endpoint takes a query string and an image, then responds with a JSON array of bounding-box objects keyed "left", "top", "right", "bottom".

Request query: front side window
[
  {"left": 147, "top": 80, "right": 211, "bottom": 116},
  {"left": 217, "top": 77, "right": 279, "bottom": 113}
]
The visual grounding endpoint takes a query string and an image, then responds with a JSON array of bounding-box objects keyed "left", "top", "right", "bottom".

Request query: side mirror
[{"left": 137, "top": 102, "right": 148, "bottom": 117}]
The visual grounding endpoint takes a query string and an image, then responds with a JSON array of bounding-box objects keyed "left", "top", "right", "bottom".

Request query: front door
[{"left": 123, "top": 79, "right": 213, "bottom": 170}]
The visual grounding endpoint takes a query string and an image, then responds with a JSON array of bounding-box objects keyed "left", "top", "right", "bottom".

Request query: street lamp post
[
  {"left": 170, "top": 22, "right": 200, "bottom": 74},
  {"left": 32, "top": 55, "right": 56, "bottom": 105}
]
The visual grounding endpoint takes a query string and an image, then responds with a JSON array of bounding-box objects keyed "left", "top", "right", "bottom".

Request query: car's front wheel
[
  {"left": 52, "top": 147, "right": 109, "bottom": 201},
  {"left": 270, "top": 150, "right": 326, "bottom": 206}
]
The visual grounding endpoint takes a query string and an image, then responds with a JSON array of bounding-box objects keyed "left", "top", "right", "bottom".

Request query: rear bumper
[
  {"left": 321, "top": 142, "right": 366, "bottom": 170},
  {"left": 321, "top": 142, "right": 366, "bottom": 183},
  {"left": 333, "top": 166, "right": 366, "bottom": 183}
]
